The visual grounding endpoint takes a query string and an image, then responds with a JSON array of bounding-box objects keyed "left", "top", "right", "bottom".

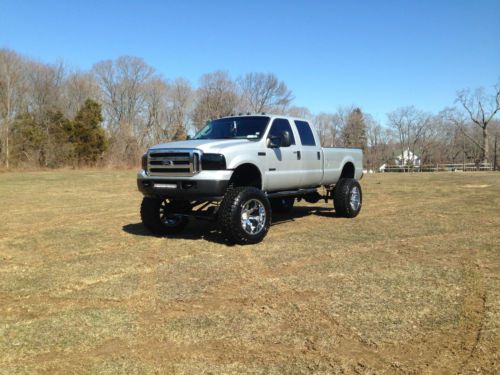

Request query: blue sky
[{"left": 1, "top": 0, "right": 499, "bottom": 123}]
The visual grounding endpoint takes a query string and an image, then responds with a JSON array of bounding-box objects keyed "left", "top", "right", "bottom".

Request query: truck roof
[{"left": 217, "top": 113, "right": 310, "bottom": 123}]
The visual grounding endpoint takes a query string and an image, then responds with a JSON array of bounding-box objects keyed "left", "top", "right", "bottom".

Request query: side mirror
[
  {"left": 267, "top": 136, "right": 280, "bottom": 148},
  {"left": 267, "top": 131, "right": 291, "bottom": 148},
  {"left": 186, "top": 135, "right": 191, "bottom": 140},
  {"left": 280, "top": 131, "right": 291, "bottom": 147}
]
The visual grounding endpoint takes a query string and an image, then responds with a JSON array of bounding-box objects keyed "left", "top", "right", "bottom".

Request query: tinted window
[
  {"left": 295, "top": 120, "right": 316, "bottom": 146},
  {"left": 193, "top": 116, "right": 270, "bottom": 140},
  {"left": 268, "top": 119, "right": 295, "bottom": 145}
]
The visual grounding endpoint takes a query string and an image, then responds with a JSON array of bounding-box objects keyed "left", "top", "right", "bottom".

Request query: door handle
[{"left": 293, "top": 151, "right": 301, "bottom": 160}]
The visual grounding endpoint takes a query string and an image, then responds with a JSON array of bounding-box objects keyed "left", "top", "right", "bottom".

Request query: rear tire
[
  {"left": 218, "top": 186, "right": 271, "bottom": 245},
  {"left": 333, "top": 178, "right": 362, "bottom": 218},
  {"left": 140, "top": 197, "right": 190, "bottom": 235},
  {"left": 270, "top": 197, "right": 295, "bottom": 213}
]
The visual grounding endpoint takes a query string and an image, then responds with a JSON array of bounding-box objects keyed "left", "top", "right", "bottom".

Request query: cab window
[
  {"left": 268, "top": 119, "right": 295, "bottom": 145},
  {"left": 295, "top": 120, "right": 316, "bottom": 146}
]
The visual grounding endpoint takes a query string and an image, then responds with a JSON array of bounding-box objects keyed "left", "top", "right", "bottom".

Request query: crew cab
[{"left": 138, "top": 114, "right": 363, "bottom": 244}]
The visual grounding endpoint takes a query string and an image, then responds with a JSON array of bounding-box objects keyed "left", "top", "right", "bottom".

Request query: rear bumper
[{"left": 137, "top": 170, "right": 231, "bottom": 200}]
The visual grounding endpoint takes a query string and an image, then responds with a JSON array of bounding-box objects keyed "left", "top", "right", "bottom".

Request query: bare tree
[
  {"left": 25, "top": 60, "right": 67, "bottom": 166},
  {"left": 237, "top": 72, "right": 293, "bottom": 113},
  {"left": 191, "top": 71, "right": 239, "bottom": 130},
  {"left": 144, "top": 77, "right": 193, "bottom": 144},
  {"left": 167, "top": 78, "right": 192, "bottom": 140},
  {"left": 314, "top": 112, "right": 338, "bottom": 147},
  {"left": 26, "top": 60, "right": 65, "bottom": 117},
  {"left": 365, "top": 116, "right": 394, "bottom": 170},
  {"left": 330, "top": 106, "right": 351, "bottom": 147},
  {"left": 387, "top": 106, "right": 432, "bottom": 167},
  {"left": 440, "top": 107, "right": 489, "bottom": 165},
  {"left": 285, "top": 106, "right": 311, "bottom": 119},
  {"left": 92, "top": 56, "right": 155, "bottom": 132},
  {"left": 61, "top": 71, "right": 100, "bottom": 118},
  {"left": 144, "top": 78, "right": 169, "bottom": 145},
  {"left": 92, "top": 56, "right": 156, "bottom": 164},
  {"left": 0, "top": 49, "right": 27, "bottom": 168},
  {"left": 456, "top": 82, "right": 500, "bottom": 163}
]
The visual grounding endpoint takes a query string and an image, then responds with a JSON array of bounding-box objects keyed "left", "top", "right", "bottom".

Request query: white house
[
  {"left": 378, "top": 149, "right": 421, "bottom": 172},
  {"left": 395, "top": 149, "right": 420, "bottom": 167}
]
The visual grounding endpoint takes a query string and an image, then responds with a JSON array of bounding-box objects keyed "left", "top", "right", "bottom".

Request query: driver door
[{"left": 264, "top": 118, "right": 302, "bottom": 192}]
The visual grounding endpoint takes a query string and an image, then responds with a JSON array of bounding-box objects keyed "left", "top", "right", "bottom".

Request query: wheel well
[
  {"left": 229, "top": 163, "right": 262, "bottom": 189},
  {"left": 340, "top": 162, "right": 355, "bottom": 179}
]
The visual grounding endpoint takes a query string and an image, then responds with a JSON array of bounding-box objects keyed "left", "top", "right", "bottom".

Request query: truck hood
[{"left": 149, "top": 139, "right": 258, "bottom": 153}]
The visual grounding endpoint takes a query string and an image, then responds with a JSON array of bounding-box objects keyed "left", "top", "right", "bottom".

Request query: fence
[{"left": 381, "top": 163, "right": 494, "bottom": 173}]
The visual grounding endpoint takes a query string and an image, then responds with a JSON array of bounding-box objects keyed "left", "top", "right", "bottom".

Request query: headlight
[
  {"left": 141, "top": 152, "right": 148, "bottom": 171},
  {"left": 201, "top": 153, "right": 226, "bottom": 170}
]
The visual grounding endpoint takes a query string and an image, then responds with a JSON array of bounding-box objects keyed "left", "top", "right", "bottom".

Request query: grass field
[{"left": 0, "top": 170, "right": 499, "bottom": 374}]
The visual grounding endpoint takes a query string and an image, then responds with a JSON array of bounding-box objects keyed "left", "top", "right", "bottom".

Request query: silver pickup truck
[{"left": 138, "top": 114, "right": 363, "bottom": 244}]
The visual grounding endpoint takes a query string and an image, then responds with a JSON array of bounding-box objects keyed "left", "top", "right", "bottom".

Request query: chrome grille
[{"left": 147, "top": 149, "right": 201, "bottom": 176}]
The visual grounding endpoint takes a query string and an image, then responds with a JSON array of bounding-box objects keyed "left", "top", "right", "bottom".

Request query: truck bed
[{"left": 321, "top": 147, "right": 363, "bottom": 185}]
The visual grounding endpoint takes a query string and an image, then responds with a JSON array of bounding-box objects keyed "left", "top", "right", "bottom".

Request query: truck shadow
[
  {"left": 122, "top": 206, "right": 336, "bottom": 244},
  {"left": 271, "top": 206, "right": 337, "bottom": 225},
  {"left": 122, "top": 222, "right": 227, "bottom": 245}
]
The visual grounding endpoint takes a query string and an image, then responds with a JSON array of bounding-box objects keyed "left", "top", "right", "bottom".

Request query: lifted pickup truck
[{"left": 138, "top": 114, "right": 363, "bottom": 244}]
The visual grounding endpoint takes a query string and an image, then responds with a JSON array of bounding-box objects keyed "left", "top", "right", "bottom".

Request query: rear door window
[{"left": 295, "top": 121, "right": 316, "bottom": 146}]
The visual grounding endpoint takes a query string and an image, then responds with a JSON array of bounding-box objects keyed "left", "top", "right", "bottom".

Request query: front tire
[
  {"left": 333, "top": 178, "right": 362, "bottom": 218},
  {"left": 140, "top": 197, "right": 190, "bottom": 235},
  {"left": 218, "top": 186, "right": 271, "bottom": 245}
]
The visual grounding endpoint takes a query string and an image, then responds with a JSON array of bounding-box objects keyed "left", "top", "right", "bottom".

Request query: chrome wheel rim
[
  {"left": 240, "top": 199, "right": 266, "bottom": 235},
  {"left": 350, "top": 186, "right": 361, "bottom": 211}
]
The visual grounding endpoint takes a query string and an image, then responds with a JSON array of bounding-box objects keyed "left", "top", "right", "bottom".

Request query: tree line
[{"left": 1, "top": 48, "right": 499, "bottom": 170}]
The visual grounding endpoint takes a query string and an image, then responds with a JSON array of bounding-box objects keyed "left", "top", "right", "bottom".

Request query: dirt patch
[{"left": 462, "top": 184, "right": 491, "bottom": 188}]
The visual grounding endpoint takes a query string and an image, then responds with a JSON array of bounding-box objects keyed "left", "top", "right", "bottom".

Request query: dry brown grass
[{"left": 0, "top": 171, "right": 499, "bottom": 374}]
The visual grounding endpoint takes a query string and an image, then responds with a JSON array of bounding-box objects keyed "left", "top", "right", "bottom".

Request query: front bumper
[{"left": 137, "top": 170, "right": 232, "bottom": 200}]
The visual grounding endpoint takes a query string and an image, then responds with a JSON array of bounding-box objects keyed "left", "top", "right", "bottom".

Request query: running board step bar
[{"left": 266, "top": 188, "right": 318, "bottom": 198}]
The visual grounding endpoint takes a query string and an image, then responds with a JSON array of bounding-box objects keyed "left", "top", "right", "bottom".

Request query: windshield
[{"left": 193, "top": 116, "right": 270, "bottom": 140}]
